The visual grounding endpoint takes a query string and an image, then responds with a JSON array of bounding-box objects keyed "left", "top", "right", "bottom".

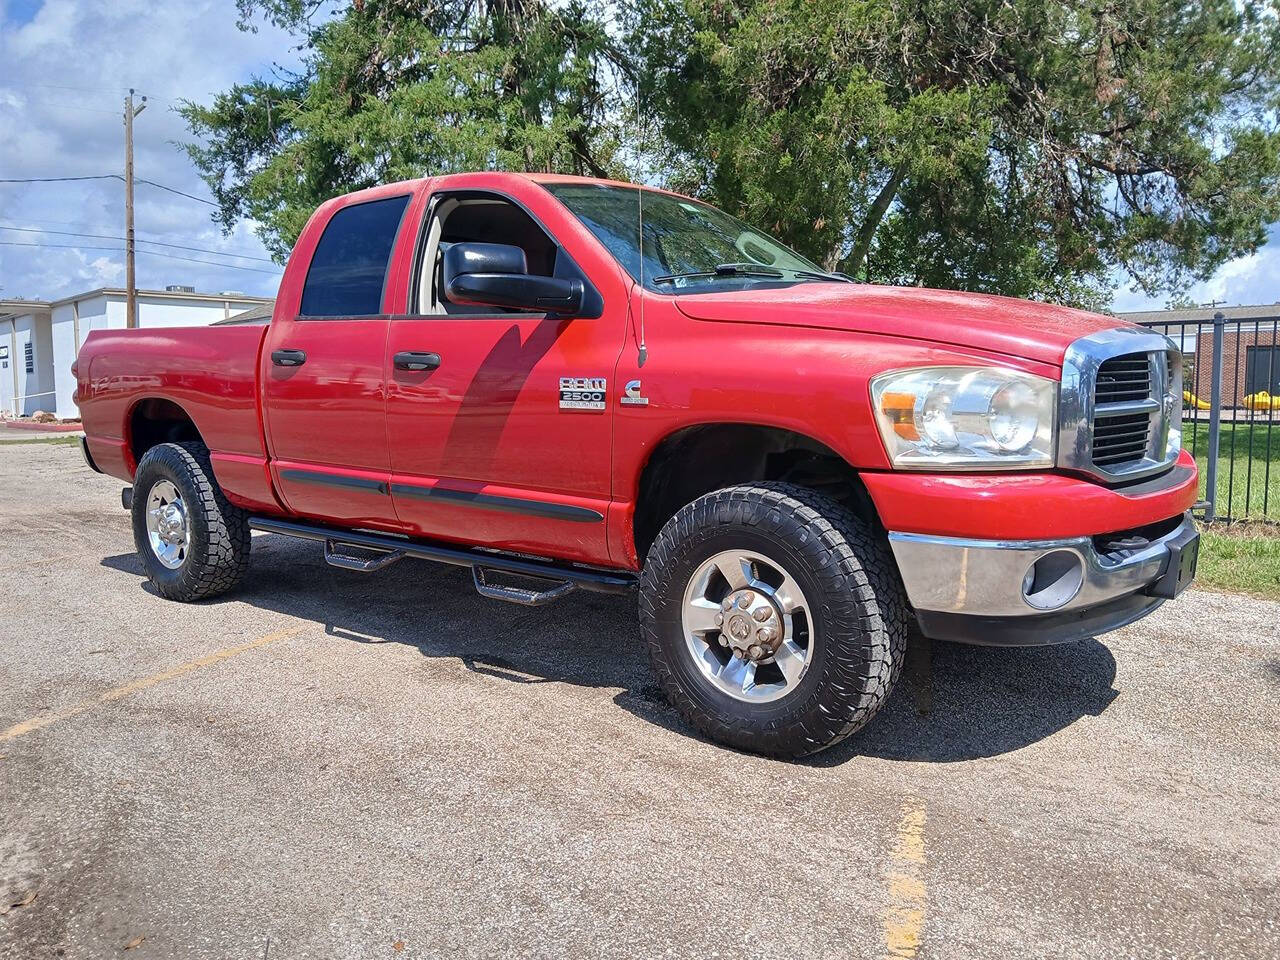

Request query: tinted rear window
[{"left": 300, "top": 195, "right": 410, "bottom": 316}]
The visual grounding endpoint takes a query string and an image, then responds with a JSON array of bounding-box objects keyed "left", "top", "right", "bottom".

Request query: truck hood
[{"left": 673, "top": 283, "right": 1128, "bottom": 366}]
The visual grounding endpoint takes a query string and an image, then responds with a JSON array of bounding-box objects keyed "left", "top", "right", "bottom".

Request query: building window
[
  {"left": 1246, "top": 345, "right": 1279, "bottom": 395},
  {"left": 24, "top": 341, "right": 34, "bottom": 374}
]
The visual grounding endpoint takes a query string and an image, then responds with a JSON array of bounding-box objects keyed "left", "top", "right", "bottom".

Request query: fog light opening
[{"left": 1022, "top": 550, "right": 1084, "bottom": 611}]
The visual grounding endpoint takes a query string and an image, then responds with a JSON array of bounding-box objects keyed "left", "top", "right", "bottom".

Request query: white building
[
  {"left": 1, "top": 287, "right": 272, "bottom": 420},
  {"left": 0, "top": 300, "right": 54, "bottom": 419}
]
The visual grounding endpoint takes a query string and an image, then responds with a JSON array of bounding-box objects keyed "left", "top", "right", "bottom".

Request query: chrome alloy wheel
[
  {"left": 681, "top": 549, "right": 814, "bottom": 703},
  {"left": 145, "top": 479, "right": 189, "bottom": 570}
]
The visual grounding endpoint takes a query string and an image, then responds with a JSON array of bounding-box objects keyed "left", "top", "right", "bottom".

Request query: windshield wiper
[
  {"left": 653, "top": 263, "right": 852, "bottom": 285},
  {"left": 791, "top": 269, "right": 855, "bottom": 283},
  {"left": 653, "top": 263, "right": 786, "bottom": 284}
]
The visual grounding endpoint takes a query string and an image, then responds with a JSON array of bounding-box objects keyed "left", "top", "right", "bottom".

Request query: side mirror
[{"left": 443, "top": 242, "right": 584, "bottom": 315}]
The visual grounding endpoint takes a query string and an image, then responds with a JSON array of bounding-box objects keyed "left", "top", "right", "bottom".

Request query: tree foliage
[
  {"left": 182, "top": 0, "right": 630, "bottom": 259},
  {"left": 186, "top": 0, "right": 1280, "bottom": 307},
  {"left": 637, "top": 0, "right": 1280, "bottom": 306}
]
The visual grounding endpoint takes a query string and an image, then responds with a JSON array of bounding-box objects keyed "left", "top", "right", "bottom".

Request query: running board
[
  {"left": 324, "top": 538, "right": 405, "bottom": 573},
  {"left": 472, "top": 566, "right": 575, "bottom": 606},
  {"left": 248, "top": 516, "right": 636, "bottom": 599}
]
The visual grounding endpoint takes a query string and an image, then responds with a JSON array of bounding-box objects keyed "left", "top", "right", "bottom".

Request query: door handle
[
  {"left": 394, "top": 351, "right": 442, "bottom": 372},
  {"left": 271, "top": 348, "right": 307, "bottom": 367}
]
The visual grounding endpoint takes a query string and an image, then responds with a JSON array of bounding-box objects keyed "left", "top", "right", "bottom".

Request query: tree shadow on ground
[{"left": 102, "top": 532, "right": 1119, "bottom": 765}]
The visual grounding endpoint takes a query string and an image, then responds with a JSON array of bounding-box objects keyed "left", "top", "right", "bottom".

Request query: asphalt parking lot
[{"left": 1, "top": 440, "right": 1278, "bottom": 960}]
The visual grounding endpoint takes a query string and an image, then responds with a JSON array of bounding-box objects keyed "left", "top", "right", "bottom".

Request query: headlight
[{"left": 870, "top": 366, "right": 1056, "bottom": 469}]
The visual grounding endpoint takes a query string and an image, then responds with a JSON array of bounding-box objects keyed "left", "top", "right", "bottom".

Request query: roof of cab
[{"left": 326, "top": 171, "right": 698, "bottom": 206}]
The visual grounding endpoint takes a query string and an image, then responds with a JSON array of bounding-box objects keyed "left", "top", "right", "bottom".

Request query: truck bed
[{"left": 77, "top": 324, "right": 281, "bottom": 512}]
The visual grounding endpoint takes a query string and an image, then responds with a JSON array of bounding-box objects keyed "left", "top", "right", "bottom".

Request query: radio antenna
[{"left": 635, "top": 93, "right": 648, "bottom": 368}]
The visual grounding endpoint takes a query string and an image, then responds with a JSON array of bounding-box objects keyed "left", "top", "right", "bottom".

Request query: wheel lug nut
[
  {"left": 718, "top": 636, "right": 729, "bottom": 647},
  {"left": 722, "top": 598, "right": 734, "bottom": 612},
  {"left": 758, "top": 626, "right": 776, "bottom": 643},
  {"left": 737, "top": 592, "right": 753, "bottom": 608},
  {"left": 732, "top": 649, "right": 744, "bottom": 659},
  {"left": 752, "top": 607, "right": 771, "bottom": 622},
  {"left": 748, "top": 644, "right": 763, "bottom": 660},
  {"left": 714, "top": 613, "right": 724, "bottom": 626}
]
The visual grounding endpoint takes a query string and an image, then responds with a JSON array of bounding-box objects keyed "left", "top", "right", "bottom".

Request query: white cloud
[
  {"left": 0, "top": 0, "right": 303, "bottom": 301},
  {"left": 1112, "top": 227, "right": 1280, "bottom": 313},
  {"left": 88, "top": 255, "right": 122, "bottom": 285}
]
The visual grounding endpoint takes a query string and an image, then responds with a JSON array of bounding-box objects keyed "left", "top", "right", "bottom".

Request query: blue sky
[
  {"left": 1109, "top": 224, "right": 1280, "bottom": 313},
  {"left": 1, "top": 0, "right": 1277, "bottom": 311},
  {"left": 0, "top": 0, "right": 297, "bottom": 300}
]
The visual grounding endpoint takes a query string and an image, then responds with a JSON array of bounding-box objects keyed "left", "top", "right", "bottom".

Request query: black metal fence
[{"left": 1136, "top": 312, "right": 1279, "bottom": 522}]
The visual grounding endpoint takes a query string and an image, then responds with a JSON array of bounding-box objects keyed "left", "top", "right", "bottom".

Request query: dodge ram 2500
[{"left": 75, "top": 172, "right": 1200, "bottom": 758}]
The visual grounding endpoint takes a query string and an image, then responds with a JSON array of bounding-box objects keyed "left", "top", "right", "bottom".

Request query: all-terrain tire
[
  {"left": 639, "top": 482, "right": 909, "bottom": 758},
  {"left": 131, "top": 441, "right": 251, "bottom": 602}
]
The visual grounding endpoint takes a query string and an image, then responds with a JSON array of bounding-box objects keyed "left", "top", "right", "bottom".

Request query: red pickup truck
[{"left": 75, "top": 172, "right": 1200, "bottom": 757}]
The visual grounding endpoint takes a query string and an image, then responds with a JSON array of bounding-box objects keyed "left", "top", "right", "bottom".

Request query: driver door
[{"left": 384, "top": 184, "right": 627, "bottom": 566}]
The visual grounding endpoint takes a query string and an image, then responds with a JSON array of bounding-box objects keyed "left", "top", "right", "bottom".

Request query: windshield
[{"left": 541, "top": 182, "right": 833, "bottom": 294}]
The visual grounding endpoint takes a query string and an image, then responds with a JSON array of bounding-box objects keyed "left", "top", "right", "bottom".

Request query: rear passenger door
[{"left": 261, "top": 190, "right": 413, "bottom": 530}]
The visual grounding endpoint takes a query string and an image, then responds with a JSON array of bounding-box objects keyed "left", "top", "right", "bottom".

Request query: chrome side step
[{"left": 249, "top": 515, "right": 636, "bottom": 601}]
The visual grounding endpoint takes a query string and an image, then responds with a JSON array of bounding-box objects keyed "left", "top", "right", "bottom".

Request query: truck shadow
[{"left": 101, "top": 534, "right": 1119, "bottom": 765}]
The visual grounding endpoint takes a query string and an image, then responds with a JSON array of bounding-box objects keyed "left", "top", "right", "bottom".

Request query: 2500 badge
[{"left": 559, "top": 377, "right": 607, "bottom": 411}]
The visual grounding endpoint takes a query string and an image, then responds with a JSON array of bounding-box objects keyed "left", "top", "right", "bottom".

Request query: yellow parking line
[
  {"left": 883, "top": 797, "right": 927, "bottom": 959},
  {"left": 0, "top": 625, "right": 308, "bottom": 743}
]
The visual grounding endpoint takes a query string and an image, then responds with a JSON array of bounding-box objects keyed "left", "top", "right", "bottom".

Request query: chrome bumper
[{"left": 888, "top": 512, "right": 1196, "bottom": 643}]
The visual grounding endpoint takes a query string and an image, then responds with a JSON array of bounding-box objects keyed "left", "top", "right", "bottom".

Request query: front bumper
[{"left": 889, "top": 511, "right": 1198, "bottom": 646}]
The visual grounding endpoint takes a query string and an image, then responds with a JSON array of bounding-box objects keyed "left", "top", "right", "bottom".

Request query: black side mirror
[{"left": 443, "top": 242, "right": 584, "bottom": 315}]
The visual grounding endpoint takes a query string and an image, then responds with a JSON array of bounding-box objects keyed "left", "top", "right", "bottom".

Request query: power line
[
  {"left": 133, "top": 178, "right": 218, "bottom": 207},
  {"left": 0, "top": 240, "right": 282, "bottom": 275},
  {"left": 0, "top": 240, "right": 119, "bottom": 252},
  {"left": 0, "top": 215, "right": 96, "bottom": 229},
  {"left": 13, "top": 81, "right": 190, "bottom": 106},
  {"left": 135, "top": 247, "right": 280, "bottom": 275},
  {"left": 0, "top": 174, "right": 219, "bottom": 206},
  {"left": 28, "top": 101, "right": 123, "bottom": 116},
  {"left": 0, "top": 175, "right": 119, "bottom": 183},
  {"left": 0, "top": 225, "right": 276, "bottom": 263}
]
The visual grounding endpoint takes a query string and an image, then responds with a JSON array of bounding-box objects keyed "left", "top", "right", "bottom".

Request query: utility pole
[{"left": 124, "top": 89, "right": 147, "bottom": 329}]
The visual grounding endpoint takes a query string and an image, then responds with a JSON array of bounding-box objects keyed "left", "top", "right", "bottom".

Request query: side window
[
  {"left": 414, "top": 195, "right": 559, "bottom": 316},
  {"left": 300, "top": 194, "right": 410, "bottom": 317}
]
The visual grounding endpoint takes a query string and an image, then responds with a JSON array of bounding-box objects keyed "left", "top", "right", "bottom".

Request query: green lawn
[
  {"left": 1184, "top": 420, "right": 1280, "bottom": 521},
  {"left": 0, "top": 434, "right": 82, "bottom": 446},
  {"left": 1197, "top": 524, "right": 1280, "bottom": 601}
]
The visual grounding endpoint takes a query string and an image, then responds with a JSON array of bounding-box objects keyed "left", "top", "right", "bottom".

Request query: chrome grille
[
  {"left": 1091, "top": 353, "right": 1155, "bottom": 469},
  {"left": 1095, "top": 355, "right": 1152, "bottom": 404},
  {"left": 1057, "top": 328, "right": 1181, "bottom": 484},
  {"left": 1091, "top": 411, "right": 1151, "bottom": 466}
]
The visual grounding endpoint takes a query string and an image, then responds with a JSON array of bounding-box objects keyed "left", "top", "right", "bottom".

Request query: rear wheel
[
  {"left": 131, "top": 442, "right": 250, "bottom": 601},
  {"left": 639, "top": 482, "right": 908, "bottom": 758}
]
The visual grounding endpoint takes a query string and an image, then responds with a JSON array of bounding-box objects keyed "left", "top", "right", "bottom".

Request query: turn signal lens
[{"left": 879, "top": 391, "right": 920, "bottom": 440}]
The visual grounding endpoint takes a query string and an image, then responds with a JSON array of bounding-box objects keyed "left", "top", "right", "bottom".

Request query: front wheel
[
  {"left": 639, "top": 483, "right": 908, "bottom": 758},
  {"left": 131, "top": 442, "right": 251, "bottom": 601}
]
